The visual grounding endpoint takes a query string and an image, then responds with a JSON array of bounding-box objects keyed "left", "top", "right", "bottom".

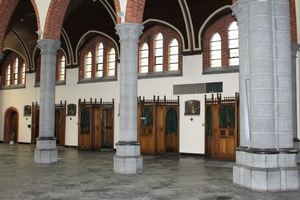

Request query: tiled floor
[{"left": 0, "top": 144, "right": 299, "bottom": 200}]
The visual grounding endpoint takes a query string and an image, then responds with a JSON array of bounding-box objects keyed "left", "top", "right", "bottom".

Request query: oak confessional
[
  {"left": 78, "top": 98, "right": 114, "bottom": 151},
  {"left": 138, "top": 96, "right": 180, "bottom": 155},
  {"left": 205, "top": 93, "right": 239, "bottom": 160}
]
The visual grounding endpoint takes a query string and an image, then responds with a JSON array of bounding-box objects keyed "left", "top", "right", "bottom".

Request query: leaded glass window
[
  {"left": 85, "top": 51, "right": 92, "bottom": 78},
  {"left": 155, "top": 33, "right": 163, "bottom": 72},
  {"left": 6, "top": 65, "right": 11, "bottom": 85},
  {"left": 108, "top": 48, "right": 115, "bottom": 76},
  {"left": 140, "top": 43, "right": 149, "bottom": 73},
  {"left": 96, "top": 43, "right": 104, "bottom": 77},
  {"left": 21, "top": 62, "right": 25, "bottom": 84},
  {"left": 228, "top": 21, "right": 239, "bottom": 66},
  {"left": 169, "top": 39, "right": 179, "bottom": 71},
  {"left": 59, "top": 56, "right": 65, "bottom": 81},
  {"left": 13, "top": 58, "right": 18, "bottom": 84},
  {"left": 210, "top": 33, "right": 222, "bottom": 67}
]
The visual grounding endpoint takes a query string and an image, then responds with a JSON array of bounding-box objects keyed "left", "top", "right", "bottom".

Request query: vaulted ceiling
[{"left": 2, "top": 0, "right": 233, "bottom": 72}]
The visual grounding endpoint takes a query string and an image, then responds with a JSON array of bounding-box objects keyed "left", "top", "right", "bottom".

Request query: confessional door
[
  {"left": 205, "top": 93, "right": 239, "bottom": 161},
  {"left": 91, "top": 107, "right": 101, "bottom": 150},
  {"left": 55, "top": 107, "right": 66, "bottom": 146},
  {"left": 100, "top": 108, "right": 114, "bottom": 149},
  {"left": 78, "top": 99, "right": 114, "bottom": 151},
  {"left": 138, "top": 96, "right": 179, "bottom": 155},
  {"left": 31, "top": 104, "right": 39, "bottom": 144}
]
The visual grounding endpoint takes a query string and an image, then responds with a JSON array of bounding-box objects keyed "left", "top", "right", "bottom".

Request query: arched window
[
  {"left": 21, "top": 63, "right": 25, "bottom": 84},
  {"left": 154, "top": 33, "right": 163, "bottom": 72},
  {"left": 228, "top": 21, "right": 239, "bottom": 66},
  {"left": 210, "top": 33, "right": 222, "bottom": 67},
  {"left": 169, "top": 39, "right": 179, "bottom": 71},
  {"left": 6, "top": 65, "right": 11, "bottom": 86},
  {"left": 79, "top": 36, "right": 117, "bottom": 81},
  {"left": 2, "top": 53, "right": 26, "bottom": 87},
  {"left": 13, "top": 58, "right": 19, "bottom": 84},
  {"left": 138, "top": 25, "right": 182, "bottom": 75},
  {"left": 85, "top": 51, "right": 92, "bottom": 78},
  {"left": 108, "top": 48, "right": 115, "bottom": 76},
  {"left": 140, "top": 43, "right": 149, "bottom": 73},
  {"left": 96, "top": 43, "right": 104, "bottom": 77},
  {"left": 59, "top": 56, "right": 65, "bottom": 81}
]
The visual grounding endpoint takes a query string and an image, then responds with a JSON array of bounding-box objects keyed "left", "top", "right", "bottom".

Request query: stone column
[
  {"left": 232, "top": 0, "right": 299, "bottom": 191},
  {"left": 34, "top": 39, "right": 61, "bottom": 164},
  {"left": 114, "top": 23, "right": 143, "bottom": 174}
]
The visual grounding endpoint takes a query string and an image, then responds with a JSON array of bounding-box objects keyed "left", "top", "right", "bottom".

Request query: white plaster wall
[
  {"left": 0, "top": 54, "right": 239, "bottom": 154},
  {"left": 0, "top": 73, "right": 39, "bottom": 142},
  {"left": 138, "top": 54, "right": 239, "bottom": 154}
]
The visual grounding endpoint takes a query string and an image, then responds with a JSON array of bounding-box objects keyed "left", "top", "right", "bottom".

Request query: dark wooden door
[
  {"left": 100, "top": 108, "right": 114, "bottom": 150},
  {"left": 10, "top": 112, "right": 18, "bottom": 143},
  {"left": 91, "top": 107, "right": 101, "bottom": 151},
  {"left": 55, "top": 107, "right": 66, "bottom": 146},
  {"left": 31, "top": 106, "right": 39, "bottom": 144}
]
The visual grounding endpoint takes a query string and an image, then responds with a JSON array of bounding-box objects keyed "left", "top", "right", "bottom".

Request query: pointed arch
[
  {"left": 0, "top": 0, "right": 19, "bottom": 51},
  {"left": 43, "top": 0, "right": 70, "bottom": 40},
  {"left": 3, "top": 107, "right": 19, "bottom": 143}
]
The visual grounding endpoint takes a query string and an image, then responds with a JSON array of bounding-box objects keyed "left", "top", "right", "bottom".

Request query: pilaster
[
  {"left": 34, "top": 39, "right": 61, "bottom": 164},
  {"left": 114, "top": 23, "right": 144, "bottom": 174}
]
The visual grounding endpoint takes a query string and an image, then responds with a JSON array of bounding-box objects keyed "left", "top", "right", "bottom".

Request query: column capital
[
  {"left": 115, "top": 23, "right": 144, "bottom": 41},
  {"left": 231, "top": 0, "right": 248, "bottom": 22},
  {"left": 37, "top": 39, "right": 61, "bottom": 54}
]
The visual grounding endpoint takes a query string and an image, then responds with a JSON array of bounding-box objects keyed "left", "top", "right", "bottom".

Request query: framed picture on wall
[
  {"left": 24, "top": 105, "right": 31, "bottom": 116},
  {"left": 67, "top": 104, "right": 76, "bottom": 116},
  {"left": 184, "top": 100, "right": 200, "bottom": 115}
]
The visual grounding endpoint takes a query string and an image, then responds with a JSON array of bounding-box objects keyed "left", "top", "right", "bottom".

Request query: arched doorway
[{"left": 3, "top": 107, "right": 19, "bottom": 144}]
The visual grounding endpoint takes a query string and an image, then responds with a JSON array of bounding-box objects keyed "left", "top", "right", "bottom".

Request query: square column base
[
  {"left": 34, "top": 138, "right": 58, "bottom": 164},
  {"left": 233, "top": 149, "right": 299, "bottom": 191},
  {"left": 114, "top": 142, "right": 143, "bottom": 174}
]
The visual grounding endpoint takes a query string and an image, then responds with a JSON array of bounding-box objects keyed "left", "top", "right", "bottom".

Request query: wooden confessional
[
  {"left": 138, "top": 96, "right": 180, "bottom": 155},
  {"left": 31, "top": 101, "right": 66, "bottom": 146},
  {"left": 78, "top": 98, "right": 114, "bottom": 151},
  {"left": 205, "top": 93, "right": 239, "bottom": 161}
]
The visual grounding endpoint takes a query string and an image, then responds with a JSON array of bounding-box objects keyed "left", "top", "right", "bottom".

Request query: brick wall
[
  {"left": 202, "top": 14, "right": 236, "bottom": 69},
  {"left": 78, "top": 35, "right": 117, "bottom": 80}
]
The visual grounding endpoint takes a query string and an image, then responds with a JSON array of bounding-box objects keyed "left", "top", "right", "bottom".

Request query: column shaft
[
  {"left": 114, "top": 23, "right": 144, "bottom": 174},
  {"left": 34, "top": 39, "right": 61, "bottom": 164}
]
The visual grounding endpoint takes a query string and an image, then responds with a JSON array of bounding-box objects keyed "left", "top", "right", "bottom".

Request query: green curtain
[
  {"left": 205, "top": 107, "right": 212, "bottom": 136},
  {"left": 219, "top": 106, "right": 235, "bottom": 128},
  {"left": 80, "top": 108, "right": 90, "bottom": 127},
  {"left": 165, "top": 107, "right": 178, "bottom": 134},
  {"left": 141, "top": 107, "right": 153, "bottom": 126}
]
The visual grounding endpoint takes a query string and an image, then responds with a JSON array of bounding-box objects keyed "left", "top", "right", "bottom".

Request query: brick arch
[
  {"left": 3, "top": 107, "right": 19, "bottom": 143},
  {"left": 125, "top": 0, "right": 145, "bottom": 23},
  {"left": 0, "top": 0, "right": 19, "bottom": 52},
  {"left": 30, "top": 0, "right": 41, "bottom": 40},
  {"left": 114, "top": 0, "right": 146, "bottom": 24},
  {"left": 43, "top": 0, "right": 70, "bottom": 40}
]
